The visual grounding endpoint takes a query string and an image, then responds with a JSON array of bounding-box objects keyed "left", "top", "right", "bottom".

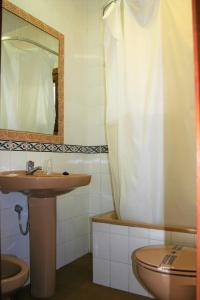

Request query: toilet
[
  {"left": 1, "top": 255, "right": 29, "bottom": 300},
  {"left": 132, "top": 245, "right": 196, "bottom": 300}
]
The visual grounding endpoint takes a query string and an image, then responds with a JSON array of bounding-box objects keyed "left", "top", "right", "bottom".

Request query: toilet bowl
[
  {"left": 1, "top": 255, "right": 29, "bottom": 300},
  {"left": 132, "top": 245, "right": 196, "bottom": 300}
]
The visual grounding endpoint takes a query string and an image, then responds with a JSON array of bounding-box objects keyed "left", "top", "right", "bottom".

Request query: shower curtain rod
[
  {"left": 1, "top": 36, "right": 58, "bottom": 56},
  {"left": 103, "top": 0, "right": 118, "bottom": 16}
]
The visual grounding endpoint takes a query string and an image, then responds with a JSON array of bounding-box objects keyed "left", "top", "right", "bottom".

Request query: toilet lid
[{"left": 134, "top": 245, "right": 196, "bottom": 274}]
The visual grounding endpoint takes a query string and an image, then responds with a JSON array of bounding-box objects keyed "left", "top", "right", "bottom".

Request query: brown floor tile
[{"left": 16, "top": 254, "right": 151, "bottom": 300}]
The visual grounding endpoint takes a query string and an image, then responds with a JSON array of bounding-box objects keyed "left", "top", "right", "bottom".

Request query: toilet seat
[
  {"left": 133, "top": 245, "right": 196, "bottom": 277},
  {"left": 1, "top": 255, "right": 29, "bottom": 297}
]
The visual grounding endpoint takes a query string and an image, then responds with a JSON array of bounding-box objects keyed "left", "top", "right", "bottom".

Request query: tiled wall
[
  {"left": 92, "top": 222, "right": 196, "bottom": 298},
  {"left": 0, "top": 149, "right": 113, "bottom": 269}
]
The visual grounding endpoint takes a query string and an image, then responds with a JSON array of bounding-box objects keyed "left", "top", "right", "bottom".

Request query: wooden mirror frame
[{"left": 0, "top": 0, "right": 64, "bottom": 143}]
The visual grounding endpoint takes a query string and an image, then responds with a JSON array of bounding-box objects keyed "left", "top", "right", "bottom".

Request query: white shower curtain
[
  {"left": 104, "top": 0, "right": 196, "bottom": 226},
  {"left": 1, "top": 41, "right": 56, "bottom": 134}
]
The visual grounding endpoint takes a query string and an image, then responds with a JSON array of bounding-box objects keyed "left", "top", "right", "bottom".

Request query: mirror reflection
[{"left": 1, "top": 9, "right": 59, "bottom": 135}]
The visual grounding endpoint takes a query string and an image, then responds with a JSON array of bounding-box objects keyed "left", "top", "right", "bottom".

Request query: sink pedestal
[{"left": 28, "top": 196, "right": 56, "bottom": 298}]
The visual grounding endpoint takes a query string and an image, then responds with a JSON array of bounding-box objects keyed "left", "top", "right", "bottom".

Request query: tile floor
[{"left": 15, "top": 254, "right": 152, "bottom": 300}]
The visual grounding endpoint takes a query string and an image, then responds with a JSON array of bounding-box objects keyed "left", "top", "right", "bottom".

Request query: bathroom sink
[
  {"left": 0, "top": 170, "right": 91, "bottom": 196},
  {"left": 0, "top": 169, "right": 91, "bottom": 298}
]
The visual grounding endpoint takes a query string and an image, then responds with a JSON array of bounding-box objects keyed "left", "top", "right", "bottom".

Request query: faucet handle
[{"left": 26, "top": 160, "right": 34, "bottom": 172}]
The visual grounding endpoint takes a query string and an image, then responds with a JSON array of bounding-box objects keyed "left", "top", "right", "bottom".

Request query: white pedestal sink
[{"left": 0, "top": 170, "right": 91, "bottom": 298}]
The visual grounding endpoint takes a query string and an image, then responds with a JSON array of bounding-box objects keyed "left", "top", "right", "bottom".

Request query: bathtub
[{"left": 92, "top": 211, "right": 196, "bottom": 298}]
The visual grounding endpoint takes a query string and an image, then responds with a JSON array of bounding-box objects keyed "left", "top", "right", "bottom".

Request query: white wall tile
[
  {"left": 100, "top": 154, "right": 110, "bottom": 174},
  {"left": 93, "top": 231, "right": 110, "bottom": 260},
  {"left": 4, "top": 235, "right": 16, "bottom": 255},
  {"left": 148, "top": 239, "right": 165, "bottom": 246},
  {"left": 68, "top": 192, "right": 89, "bottom": 216},
  {"left": 111, "top": 224, "right": 128, "bottom": 236},
  {"left": 128, "top": 265, "right": 149, "bottom": 297},
  {"left": 128, "top": 237, "right": 149, "bottom": 264},
  {"left": 82, "top": 154, "right": 101, "bottom": 174},
  {"left": 93, "top": 258, "right": 110, "bottom": 287},
  {"left": 62, "top": 153, "right": 82, "bottom": 173},
  {"left": 11, "top": 192, "right": 27, "bottom": 208},
  {"left": 62, "top": 219, "right": 71, "bottom": 243},
  {"left": 63, "top": 241, "right": 75, "bottom": 265},
  {"left": 149, "top": 229, "right": 172, "bottom": 245},
  {"left": 129, "top": 227, "right": 149, "bottom": 239},
  {"left": 1, "top": 237, "right": 7, "bottom": 253},
  {"left": 64, "top": 216, "right": 89, "bottom": 241},
  {"left": 66, "top": 218, "right": 76, "bottom": 241},
  {"left": 10, "top": 151, "right": 27, "bottom": 170},
  {"left": 0, "top": 193, "right": 13, "bottom": 210},
  {"left": 149, "top": 229, "right": 166, "bottom": 241},
  {"left": 56, "top": 244, "right": 63, "bottom": 269},
  {"left": 73, "top": 235, "right": 89, "bottom": 259},
  {"left": 110, "top": 234, "right": 128, "bottom": 263},
  {"left": 1, "top": 209, "right": 19, "bottom": 238},
  {"left": 56, "top": 221, "right": 63, "bottom": 245},
  {"left": 0, "top": 151, "right": 10, "bottom": 171},
  {"left": 73, "top": 216, "right": 89, "bottom": 238},
  {"left": 78, "top": 193, "right": 90, "bottom": 215},
  {"left": 5, "top": 234, "right": 29, "bottom": 261},
  {"left": 110, "top": 261, "right": 129, "bottom": 292},
  {"left": 75, "top": 185, "right": 89, "bottom": 195},
  {"left": 93, "top": 222, "right": 110, "bottom": 233},
  {"left": 89, "top": 173, "right": 101, "bottom": 194},
  {"left": 0, "top": 193, "right": 27, "bottom": 214},
  {"left": 89, "top": 193, "right": 102, "bottom": 215},
  {"left": 149, "top": 230, "right": 171, "bottom": 246},
  {"left": 15, "top": 234, "right": 30, "bottom": 261},
  {"left": 101, "top": 174, "right": 113, "bottom": 197},
  {"left": 56, "top": 196, "right": 63, "bottom": 221},
  {"left": 61, "top": 193, "right": 80, "bottom": 220},
  {"left": 51, "top": 153, "right": 68, "bottom": 173}
]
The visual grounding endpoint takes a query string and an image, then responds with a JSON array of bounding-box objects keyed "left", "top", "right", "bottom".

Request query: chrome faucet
[{"left": 26, "top": 160, "right": 42, "bottom": 175}]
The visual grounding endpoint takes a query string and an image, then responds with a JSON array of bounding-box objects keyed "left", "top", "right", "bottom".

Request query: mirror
[{"left": 0, "top": 0, "right": 64, "bottom": 143}]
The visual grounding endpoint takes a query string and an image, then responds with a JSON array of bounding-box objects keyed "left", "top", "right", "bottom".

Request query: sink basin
[
  {"left": 0, "top": 169, "right": 91, "bottom": 298},
  {"left": 0, "top": 170, "right": 91, "bottom": 196}
]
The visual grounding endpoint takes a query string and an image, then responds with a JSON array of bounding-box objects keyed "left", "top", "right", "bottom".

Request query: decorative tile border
[{"left": 0, "top": 140, "right": 108, "bottom": 154}]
